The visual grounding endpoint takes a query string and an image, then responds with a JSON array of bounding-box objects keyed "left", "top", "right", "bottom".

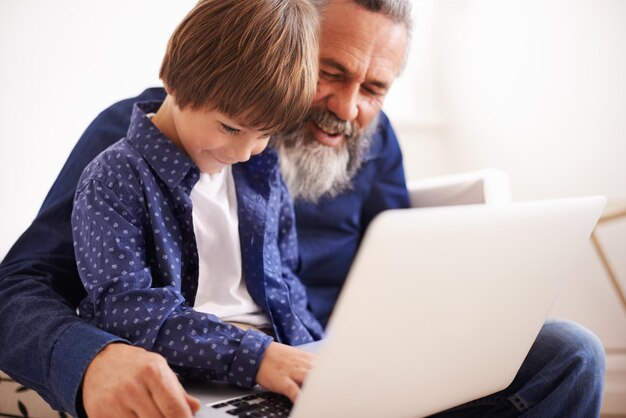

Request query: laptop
[{"left": 186, "top": 196, "right": 606, "bottom": 418}]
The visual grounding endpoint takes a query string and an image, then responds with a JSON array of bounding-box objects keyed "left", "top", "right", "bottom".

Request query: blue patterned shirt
[{"left": 71, "top": 101, "right": 323, "bottom": 388}]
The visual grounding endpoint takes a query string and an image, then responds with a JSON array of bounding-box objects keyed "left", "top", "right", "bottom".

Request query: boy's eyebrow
[{"left": 320, "top": 58, "right": 391, "bottom": 91}]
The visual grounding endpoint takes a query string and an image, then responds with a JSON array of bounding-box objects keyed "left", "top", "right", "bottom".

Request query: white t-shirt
[{"left": 190, "top": 167, "right": 270, "bottom": 327}]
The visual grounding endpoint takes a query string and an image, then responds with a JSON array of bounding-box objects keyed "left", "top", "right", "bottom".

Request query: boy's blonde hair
[{"left": 160, "top": 0, "right": 319, "bottom": 133}]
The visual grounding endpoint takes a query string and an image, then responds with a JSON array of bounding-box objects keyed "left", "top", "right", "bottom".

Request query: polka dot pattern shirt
[{"left": 72, "top": 101, "right": 324, "bottom": 387}]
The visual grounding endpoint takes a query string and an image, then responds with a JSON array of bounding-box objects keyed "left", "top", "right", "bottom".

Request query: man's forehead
[{"left": 319, "top": 0, "right": 408, "bottom": 83}]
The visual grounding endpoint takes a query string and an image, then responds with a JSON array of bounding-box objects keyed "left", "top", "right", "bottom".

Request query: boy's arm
[{"left": 72, "top": 178, "right": 273, "bottom": 388}]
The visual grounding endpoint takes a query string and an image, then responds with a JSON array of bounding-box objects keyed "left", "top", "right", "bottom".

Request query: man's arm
[
  {"left": 0, "top": 88, "right": 189, "bottom": 417},
  {"left": 82, "top": 343, "right": 200, "bottom": 418}
]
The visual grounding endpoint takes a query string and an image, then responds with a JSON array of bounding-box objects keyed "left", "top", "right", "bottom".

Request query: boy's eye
[{"left": 220, "top": 123, "right": 240, "bottom": 135}]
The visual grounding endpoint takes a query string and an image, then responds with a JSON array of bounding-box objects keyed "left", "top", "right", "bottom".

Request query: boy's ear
[
  {"left": 162, "top": 81, "right": 174, "bottom": 96},
  {"left": 162, "top": 82, "right": 179, "bottom": 107}
]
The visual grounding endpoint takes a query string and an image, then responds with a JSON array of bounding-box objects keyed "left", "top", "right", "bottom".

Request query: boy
[{"left": 71, "top": 0, "right": 322, "bottom": 402}]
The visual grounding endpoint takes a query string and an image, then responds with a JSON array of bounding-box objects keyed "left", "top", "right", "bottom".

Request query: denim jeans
[{"left": 430, "top": 320, "right": 606, "bottom": 418}]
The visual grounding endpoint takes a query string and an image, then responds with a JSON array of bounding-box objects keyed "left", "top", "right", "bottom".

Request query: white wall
[
  {"left": 436, "top": 0, "right": 626, "bottom": 201},
  {"left": 0, "top": 0, "right": 196, "bottom": 259}
]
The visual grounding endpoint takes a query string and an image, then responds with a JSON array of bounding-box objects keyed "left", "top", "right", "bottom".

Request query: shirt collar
[{"left": 126, "top": 101, "right": 198, "bottom": 188}]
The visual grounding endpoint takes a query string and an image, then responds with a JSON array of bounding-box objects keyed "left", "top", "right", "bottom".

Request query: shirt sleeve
[
  {"left": 276, "top": 177, "right": 324, "bottom": 339},
  {"left": 0, "top": 266, "right": 123, "bottom": 418},
  {"left": 72, "top": 178, "right": 273, "bottom": 388}
]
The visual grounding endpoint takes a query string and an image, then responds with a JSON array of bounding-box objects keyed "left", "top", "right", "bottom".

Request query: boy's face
[{"left": 169, "top": 104, "right": 272, "bottom": 174}]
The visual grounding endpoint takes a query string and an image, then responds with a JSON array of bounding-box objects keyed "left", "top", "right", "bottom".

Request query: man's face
[
  {"left": 275, "top": 0, "right": 408, "bottom": 202},
  {"left": 309, "top": 0, "right": 408, "bottom": 148}
]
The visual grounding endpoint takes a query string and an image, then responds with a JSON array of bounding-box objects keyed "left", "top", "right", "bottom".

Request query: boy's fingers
[
  {"left": 281, "top": 379, "right": 301, "bottom": 403},
  {"left": 291, "top": 365, "right": 310, "bottom": 386}
]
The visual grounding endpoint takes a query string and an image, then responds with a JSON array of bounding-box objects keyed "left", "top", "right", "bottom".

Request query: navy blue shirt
[
  {"left": 73, "top": 102, "right": 323, "bottom": 386},
  {"left": 0, "top": 88, "right": 409, "bottom": 417}
]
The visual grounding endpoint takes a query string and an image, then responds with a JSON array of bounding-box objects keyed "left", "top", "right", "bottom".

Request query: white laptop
[{"left": 187, "top": 196, "right": 605, "bottom": 418}]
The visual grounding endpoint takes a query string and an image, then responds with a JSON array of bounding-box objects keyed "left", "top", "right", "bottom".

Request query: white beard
[
  {"left": 273, "top": 114, "right": 377, "bottom": 203},
  {"left": 277, "top": 138, "right": 352, "bottom": 203}
]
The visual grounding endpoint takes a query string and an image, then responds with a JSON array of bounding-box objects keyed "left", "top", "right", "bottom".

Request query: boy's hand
[
  {"left": 83, "top": 343, "right": 201, "bottom": 418},
  {"left": 255, "top": 342, "right": 316, "bottom": 403}
]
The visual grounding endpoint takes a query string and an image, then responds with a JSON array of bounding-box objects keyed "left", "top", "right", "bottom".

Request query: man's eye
[
  {"left": 321, "top": 70, "right": 341, "bottom": 80},
  {"left": 363, "top": 85, "right": 385, "bottom": 97},
  {"left": 220, "top": 123, "right": 240, "bottom": 135}
]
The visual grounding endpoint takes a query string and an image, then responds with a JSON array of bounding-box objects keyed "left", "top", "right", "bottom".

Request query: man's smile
[{"left": 307, "top": 120, "right": 345, "bottom": 147}]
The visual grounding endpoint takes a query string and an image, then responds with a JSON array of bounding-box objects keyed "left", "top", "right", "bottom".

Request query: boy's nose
[{"left": 231, "top": 144, "right": 254, "bottom": 163}]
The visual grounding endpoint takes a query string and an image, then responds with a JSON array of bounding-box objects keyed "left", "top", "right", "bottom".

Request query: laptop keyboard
[{"left": 211, "top": 392, "right": 293, "bottom": 417}]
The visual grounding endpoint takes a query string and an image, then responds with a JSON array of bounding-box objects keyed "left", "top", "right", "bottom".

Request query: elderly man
[{"left": 0, "top": 0, "right": 605, "bottom": 417}]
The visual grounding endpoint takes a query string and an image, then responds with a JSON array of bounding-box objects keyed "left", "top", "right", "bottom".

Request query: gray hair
[
  {"left": 351, "top": 0, "right": 412, "bottom": 32},
  {"left": 311, "top": 0, "right": 413, "bottom": 70},
  {"left": 311, "top": 0, "right": 412, "bottom": 32}
]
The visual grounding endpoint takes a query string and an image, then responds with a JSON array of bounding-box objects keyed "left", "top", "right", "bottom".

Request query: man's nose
[{"left": 326, "top": 84, "right": 359, "bottom": 122}]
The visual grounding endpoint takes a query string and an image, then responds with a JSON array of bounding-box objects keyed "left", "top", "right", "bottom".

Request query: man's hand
[
  {"left": 82, "top": 343, "right": 201, "bottom": 418},
  {"left": 255, "top": 342, "right": 315, "bottom": 403}
]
